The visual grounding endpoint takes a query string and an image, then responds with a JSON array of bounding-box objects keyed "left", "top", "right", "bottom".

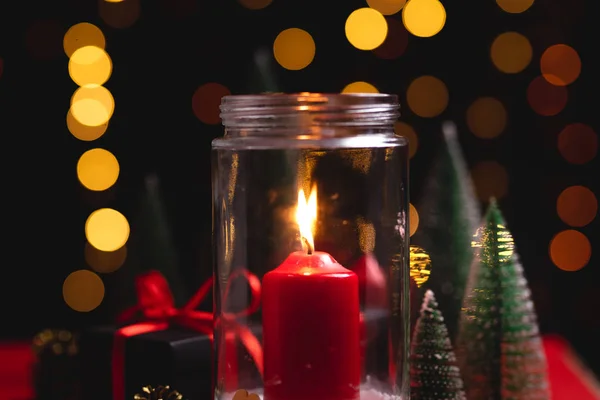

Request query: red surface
[
  {"left": 1, "top": 333, "right": 599, "bottom": 400},
  {"left": 262, "top": 251, "right": 361, "bottom": 400}
]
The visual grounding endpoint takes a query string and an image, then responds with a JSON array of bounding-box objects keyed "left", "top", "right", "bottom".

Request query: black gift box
[{"left": 79, "top": 326, "right": 212, "bottom": 400}]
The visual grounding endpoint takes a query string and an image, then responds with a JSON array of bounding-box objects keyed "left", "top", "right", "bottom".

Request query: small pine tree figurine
[
  {"left": 456, "top": 200, "right": 550, "bottom": 400},
  {"left": 411, "top": 290, "right": 466, "bottom": 400}
]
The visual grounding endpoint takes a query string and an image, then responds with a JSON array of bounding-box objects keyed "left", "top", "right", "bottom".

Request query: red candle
[{"left": 262, "top": 187, "right": 361, "bottom": 400}]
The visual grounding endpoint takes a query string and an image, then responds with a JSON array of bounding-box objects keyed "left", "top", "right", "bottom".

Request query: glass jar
[{"left": 212, "top": 93, "right": 409, "bottom": 400}]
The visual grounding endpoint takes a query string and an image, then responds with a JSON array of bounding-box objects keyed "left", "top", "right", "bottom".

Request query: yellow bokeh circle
[
  {"left": 402, "top": 0, "right": 446, "bottom": 38},
  {"left": 342, "top": 81, "right": 379, "bottom": 93},
  {"left": 490, "top": 32, "right": 532, "bottom": 74},
  {"left": 66, "top": 109, "right": 108, "bottom": 141},
  {"left": 77, "top": 148, "right": 120, "bottom": 191},
  {"left": 345, "top": 8, "right": 388, "bottom": 51},
  {"left": 85, "top": 242, "right": 127, "bottom": 273},
  {"left": 68, "top": 46, "right": 112, "bottom": 87},
  {"left": 71, "top": 85, "right": 115, "bottom": 127},
  {"left": 367, "top": 0, "right": 407, "bottom": 15},
  {"left": 63, "top": 22, "right": 106, "bottom": 58},
  {"left": 409, "top": 203, "right": 419, "bottom": 236},
  {"left": 496, "top": 0, "right": 534, "bottom": 14},
  {"left": 466, "top": 97, "right": 507, "bottom": 139},
  {"left": 273, "top": 28, "right": 316, "bottom": 71},
  {"left": 86, "top": 208, "right": 130, "bottom": 252},
  {"left": 63, "top": 270, "right": 105, "bottom": 312},
  {"left": 406, "top": 75, "right": 449, "bottom": 117}
]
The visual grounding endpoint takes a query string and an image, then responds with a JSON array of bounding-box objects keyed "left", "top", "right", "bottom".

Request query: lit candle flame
[{"left": 296, "top": 185, "right": 317, "bottom": 254}]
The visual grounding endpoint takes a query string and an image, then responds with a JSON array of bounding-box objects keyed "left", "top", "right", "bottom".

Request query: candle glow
[{"left": 296, "top": 186, "right": 317, "bottom": 254}]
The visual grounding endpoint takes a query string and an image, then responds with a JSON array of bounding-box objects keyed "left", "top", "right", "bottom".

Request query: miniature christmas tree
[
  {"left": 410, "top": 290, "right": 466, "bottom": 400},
  {"left": 411, "top": 122, "right": 481, "bottom": 339},
  {"left": 456, "top": 200, "right": 550, "bottom": 400}
]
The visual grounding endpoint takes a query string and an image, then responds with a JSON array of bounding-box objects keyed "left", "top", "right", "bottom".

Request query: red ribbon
[{"left": 111, "top": 270, "right": 263, "bottom": 400}]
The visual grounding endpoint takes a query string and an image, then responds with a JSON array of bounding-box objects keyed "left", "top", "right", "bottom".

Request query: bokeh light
[
  {"left": 63, "top": 23, "right": 106, "bottom": 58},
  {"left": 99, "top": 0, "right": 141, "bottom": 29},
  {"left": 557, "top": 123, "right": 598, "bottom": 164},
  {"left": 406, "top": 75, "right": 449, "bottom": 118},
  {"left": 67, "top": 109, "right": 109, "bottom": 141},
  {"left": 394, "top": 121, "right": 418, "bottom": 158},
  {"left": 367, "top": 0, "right": 406, "bottom": 15},
  {"left": 63, "top": 270, "right": 105, "bottom": 312},
  {"left": 557, "top": 186, "right": 597, "bottom": 227},
  {"left": 342, "top": 81, "right": 379, "bottom": 93},
  {"left": 68, "top": 46, "right": 112, "bottom": 87},
  {"left": 85, "top": 208, "right": 130, "bottom": 252},
  {"left": 409, "top": 203, "right": 419, "bottom": 236},
  {"left": 71, "top": 85, "right": 115, "bottom": 127},
  {"left": 25, "top": 19, "right": 64, "bottom": 60},
  {"left": 372, "top": 18, "right": 409, "bottom": 59},
  {"left": 466, "top": 97, "right": 507, "bottom": 139},
  {"left": 471, "top": 160, "right": 509, "bottom": 201},
  {"left": 85, "top": 242, "right": 127, "bottom": 273},
  {"left": 192, "top": 82, "right": 231, "bottom": 125},
  {"left": 273, "top": 28, "right": 316, "bottom": 70},
  {"left": 540, "top": 44, "right": 581, "bottom": 86},
  {"left": 238, "top": 0, "right": 272, "bottom": 9},
  {"left": 527, "top": 76, "right": 568, "bottom": 116},
  {"left": 77, "top": 148, "right": 120, "bottom": 191},
  {"left": 345, "top": 8, "right": 388, "bottom": 51},
  {"left": 549, "top": 230, "right": 591, "bottom": 272},
  {"left": 490, "top": 32, "right": 532, "bottom": 74},
  {"left": 496, "top": 0, "right": 534, "bottom": 13},
  {"left": 402, "top": 0, "right": 446, "bottom": 38}
]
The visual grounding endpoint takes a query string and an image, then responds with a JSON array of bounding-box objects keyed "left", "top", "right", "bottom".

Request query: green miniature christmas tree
[
  {"left": 456, "top": 200, "right": 550, "bottom": 400},
  {"left": 411, "top": 121, "right": 481, "bottom": 339},
  {"left": 411, "top": 290, "right": 466, "bottom": 400}
]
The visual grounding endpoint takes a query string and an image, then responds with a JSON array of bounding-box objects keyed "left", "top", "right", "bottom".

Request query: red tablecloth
[{"left": 1, "top": 335, "right": 599, "bottom": 399}]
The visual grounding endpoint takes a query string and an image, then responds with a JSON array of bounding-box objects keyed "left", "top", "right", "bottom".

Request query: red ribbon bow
[{"left": 111, "top": 270, "right": 263, "bottom": 400}]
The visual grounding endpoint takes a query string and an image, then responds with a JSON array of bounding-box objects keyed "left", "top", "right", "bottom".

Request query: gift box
[{"left": 79, "top": 325, "right": 262, "bottom": 400}]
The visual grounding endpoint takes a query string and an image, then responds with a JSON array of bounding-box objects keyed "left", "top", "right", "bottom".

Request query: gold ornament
[
  {"left": 32, "top": 329, "right": 77, "bottom": 356},
  {"left": 410, "top": 245, "right": 432, "bottom": 287},
  {"left": 134, "top": 385, "right": 183, "bottom": 400},
  {"left": 233, "top": 389, "right": 261, "bottom": 400}
]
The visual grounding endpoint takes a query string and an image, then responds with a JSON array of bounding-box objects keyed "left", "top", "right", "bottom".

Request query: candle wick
[{"left": 302, "top": 237, "right": 314, "bottom": 255}]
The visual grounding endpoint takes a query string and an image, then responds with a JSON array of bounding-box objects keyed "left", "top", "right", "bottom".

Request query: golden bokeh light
[
  {"left": 238, "top": 0, "right": 272, "bottom": 9},
  {"left": 67, "top": 109, "right": 108, "bottom": 141},
  {"left": 466, "top": 97, "right": 507, "bottom": 139},
  {"left": 345, "top": 8, "right": 388, "bottom": 51},
  {"left": 71, "top": 85, "right": 115, "bottom": 127},
  {"left": 471, "top": 160, "right": 509, "bottom": 201},
  {"left": 372, "top": 18, "right": 409, "bottom": 59},
  {"left": 85, "top": 242, "right": 127, "bottom": 273},
  {"left": 557, "top": 123, "right": 598, "bottom": 164},
  {"left": 527, "top": 76, "right": 568, "bottom": 116},
  {"left": 99, "top": 0, "right": 141, "bottom": 29},
  {"left": 68, "top": 46, "right": 112, "bottom": 87},
  {"left": 342, "top": 81, "right": 379, "bottom": 93},
  {"left": 541, "top": 44, "right": 581, "bottom": 86},
  {"left": 394, "top": 121, "right": 418, "bottom": 158},
  {"left": 557, "top": 186, "right": 597, "bottom": 228},
  {"left": 490, "top": 32, "right": 532, "bottom": 74},
  {"left": 85, "top": 208, "right": 130, "bottom": 252},
  {"left": 273, "top": 28, "right": 316, "bottom": 71},
  {"left": 367, "top": 0, "right": 406, "bottom": 15},
  {"left": 549, "top": 230, "right": 591, "bottom": 272},
  {"left": 409, "top": 203, "right": 419, "bottom": 236},
  {"left": 77, "top": 148, "right": 120, "bottom": 192},
  {"left": 402, "top": 0, "right": 446, "bottom": 38},
  {"left": 410, "top": 245, "right": 431, "bottom": 287},
  {"left": 63, "top": 23, "right": 106, "bottom": 58},
  {"left": 192, "top": 82, "right": 231, "bottom": 125},
  {"left": 496, "top": 0, "right": 534, "bottom": 13},
  {"left": 63, "top": 270, "right": 105, "bottom": 312},
  {"left": 406, "top": 75, "right": 449, "bottom": 118}
]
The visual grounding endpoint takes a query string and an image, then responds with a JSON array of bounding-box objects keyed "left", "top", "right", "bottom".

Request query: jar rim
[{"left": 221, "top": 92, "right": 398, "bottom": 108}]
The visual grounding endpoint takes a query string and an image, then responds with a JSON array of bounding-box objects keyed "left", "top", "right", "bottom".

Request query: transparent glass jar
[{"left": 212, "top": 93, "right": 409, "bottom": 400}]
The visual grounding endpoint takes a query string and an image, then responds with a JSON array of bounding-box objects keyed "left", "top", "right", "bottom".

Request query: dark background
[{"left": 1, "top": 0, "right": 598, "bottom": 375}]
